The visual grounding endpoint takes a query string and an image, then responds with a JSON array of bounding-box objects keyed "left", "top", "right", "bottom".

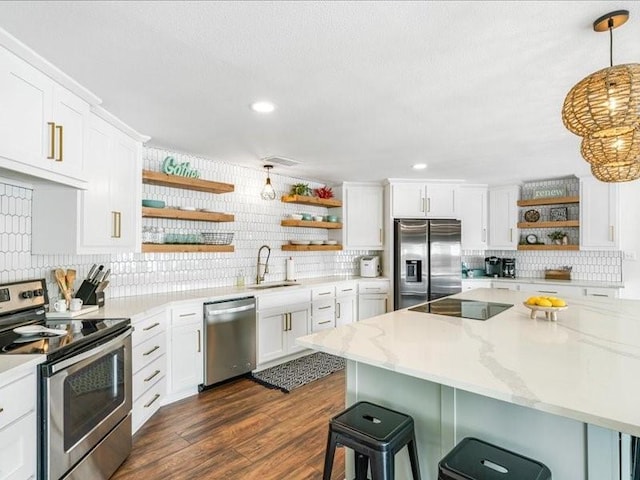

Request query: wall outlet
[{"left": 623, "top": 251, "right": 637, "bottom": 261}]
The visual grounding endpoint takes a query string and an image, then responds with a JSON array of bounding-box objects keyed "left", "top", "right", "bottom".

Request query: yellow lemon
[
  {"left": 537, "top": 298, "right": 553, "bottom": 307},
  {"left": 526, "top": 297, "right": 539, "bottom": 305},
  {"left": 551, "top": 299, "right": 566, "bottom": 307}
]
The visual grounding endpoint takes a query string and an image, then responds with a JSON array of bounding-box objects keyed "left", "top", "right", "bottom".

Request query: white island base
[{"left": 345, "top": 360, "right": 626, "bottom": 480}]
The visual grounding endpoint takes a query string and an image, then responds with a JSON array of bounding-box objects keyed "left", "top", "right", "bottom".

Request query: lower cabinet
[
  {"left": 131, "top": 308, "right": 167, "bottom": 434},
  {"left": 336, "top": 294, "right": 357, "bottom": 327},
  {"left": 258, "top": 302, "right": 311, "bottom": 365},
  {"left": 166, "top": 303, "right": 204, "bottom": 403},
  {"left": 0, "top": 369, "right": 37, "bottom": 480},
  {"left": 358, "top": 280, "right": 390, "bottom": 320}
]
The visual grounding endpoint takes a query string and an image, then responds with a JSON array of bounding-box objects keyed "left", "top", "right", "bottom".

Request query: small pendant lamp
[{"left": 260, "top": 164, "right": 276, "bottom": 200}]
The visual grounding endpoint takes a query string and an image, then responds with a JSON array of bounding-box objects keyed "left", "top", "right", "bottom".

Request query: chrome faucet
[{"left": 256, "top": 245, "right": 271, "bottom": 284}]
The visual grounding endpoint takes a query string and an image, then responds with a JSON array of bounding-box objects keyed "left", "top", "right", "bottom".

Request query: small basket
[
  {"left": 545, "top": 269, "right": 571, "bottom": 280},
  {"left": 201, "top": 232, "right": 234, "bottom": 245}
]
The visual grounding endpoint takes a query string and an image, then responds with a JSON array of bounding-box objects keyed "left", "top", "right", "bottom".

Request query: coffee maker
[
  {"left": 484, "top": 257, "right": 502, "bottom": 277},
  {"left": 502, "top": 258, "right": 516, "bottom": 278}
]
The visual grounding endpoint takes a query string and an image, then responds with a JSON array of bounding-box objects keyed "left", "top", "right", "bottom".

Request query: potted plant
[
  {"left": 548, "top": 231, "right": 568, "bottom": 245},
  {"left": 290, "top": 183, "right": 312, "bottom": 196}
]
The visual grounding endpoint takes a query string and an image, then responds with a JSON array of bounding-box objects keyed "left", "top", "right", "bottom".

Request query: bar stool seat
[{"left": 323, "top": 401, "right": 421, "bottom": 480}]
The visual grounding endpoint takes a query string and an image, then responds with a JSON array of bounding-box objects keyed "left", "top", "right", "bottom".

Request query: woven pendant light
[
  {"left": 581, "top": 128, "right": 640, "bottom": 166},
  {"left": 591, "top": 161, "right": 640, "bottom": 182},
  {"left": 561, "top": 10, "right": 640, "bottom": 182}
]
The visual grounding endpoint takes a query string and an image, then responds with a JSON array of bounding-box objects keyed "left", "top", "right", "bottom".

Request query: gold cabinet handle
[
  {"left": 143, "top": 345, "right": 160, "bottom": 356},
  {"left": 144, "top": 370, "right": 161, "bottom": 383},
  {"left": 144, "top": 393, "right": 161, "bottom": 408},
  {"left": 610, "top": 225, "right": 614, "bottom": 242},
  {"left": 47, "top": 122, "right": 56, "bottom": 159},
  {"left": 55, "top": 124, "right": 63, "bottom": 161},
  {"left": 509, "top": 228, "right": 513, "bottom": 242},
  {"left": 421, "top": 197, "right": 425, "bottom": 213},
  {"left": 197, "top": 329, "right": 201, "bottom": 353},
  {"left": 111, "top": 211, "right": 122, "bottom": 238},
  {"left": 427, "top": 197, "right": 431, "bottom": 213},
  {"left": 384, "top": 298, "right": 388, "bottom": 312},
  {"left": 283, "top": 313, "right": 288, "bottom": 332},
  {"left": 142, "top": 322, "right": 160, "bottom": 331},
  {"left": 336, "top": 302, "right": 341, "bottom": 319}
]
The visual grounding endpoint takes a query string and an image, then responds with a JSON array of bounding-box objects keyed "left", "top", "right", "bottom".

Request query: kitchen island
[{"left": 297, "top": 288, "right": 640, "bottom": 479}]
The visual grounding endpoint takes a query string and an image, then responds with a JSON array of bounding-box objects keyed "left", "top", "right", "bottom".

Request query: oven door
[{"left": 41, "top": 328, "right": 132, "bottom": 480}]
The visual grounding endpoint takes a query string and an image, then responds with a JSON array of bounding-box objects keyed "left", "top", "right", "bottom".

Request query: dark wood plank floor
[{"left": 113, "top": 369, "right": 346, "bottom": 480}]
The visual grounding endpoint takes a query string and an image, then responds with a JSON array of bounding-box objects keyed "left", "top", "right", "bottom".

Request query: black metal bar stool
[
  {"left": 322, "top": 401, "right": 421, "bottom": 480},
  {"left": 438, "top": 437, "right": 551, "bottom": 479}
]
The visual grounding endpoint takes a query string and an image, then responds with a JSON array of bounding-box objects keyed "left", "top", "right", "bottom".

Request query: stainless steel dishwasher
[{"left": 201, "top": 297, "right": 256, "bottom": 389}]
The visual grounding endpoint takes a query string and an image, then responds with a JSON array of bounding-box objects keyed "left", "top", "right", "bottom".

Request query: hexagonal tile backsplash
[{"left": 0, "top": 150, "right": 621, "bottom": 300}]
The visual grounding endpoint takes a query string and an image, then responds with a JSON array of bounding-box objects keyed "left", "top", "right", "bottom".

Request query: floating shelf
[
  {"left": 517, "top": 196, "right": 579, "bottom": 207},
  {"left": 517, "top": 220, "right": 580, "bottom": 229},
  {"left": 281, "top": 194, "right": 342, "bottom": 208},
  {"left": 142, "top": 207, "right": 234, "bottom": 222},
  {"left": 282, "top": 244, "right": 343, "bottom": 251},
  {"left": 142, "top": 244, "right": 234, "bottom": 253},
  {"left": 517, "top": 244, "right": 579, "bottom": 251},
  {"left": 142, "top": 170, "right": 234, "bottom": 194},
  {"left": 280, "top": 219, "right": 342, "bottom": 229}
]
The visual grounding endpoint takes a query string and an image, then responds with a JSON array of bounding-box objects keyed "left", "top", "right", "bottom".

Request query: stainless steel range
[{"left": 0, "top": 279, "right": 132, "bottom": 480}]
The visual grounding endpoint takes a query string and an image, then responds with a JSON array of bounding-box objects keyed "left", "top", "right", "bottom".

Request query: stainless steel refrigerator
[{"left": 394, "top": 218, "right": 462, "bottom": 310}]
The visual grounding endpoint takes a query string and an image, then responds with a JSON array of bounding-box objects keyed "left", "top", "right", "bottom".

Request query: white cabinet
[
  {"left": 328, "top": 183, "right": 384, "bottom": 250},
  {"left": 461, "top": 279, "right": 492, "bottom": 291},
  {"left": 459, "top": 185, "right": 488, "bottom": 250},
  {"left": 358, "top": 280, "right": 390, "bottom": 320},
  {"left": 31, "top": 112, "right": 142, "bottom": 254},
  {"left": 336, "top": 282, "right": 358, "bottom": 327},
  {"left": 580, "top": 177, "right": 620, "bottom": 250},
  {"left": 131, "top": 308, "right": 167, "bottom": 434},
  {"left": 518, "top": 283, "right": 584, "bottom": 298},
  {"left": 167, "top": 303, "right": 203, "bottom": 402},
  {"left": 391, "top": 182, "right": 459, "bottom": 218},
  {"left": 312, "top": 285, "right": 336, "bottom": 332},
  {"left": 0, "top": 369, "right": 37, "bottom": 480},
  {"left": 0, "top": 46, "right": 88, "bottom": 188},
  {"left": 488, "top": 185, "right": 519, "bottom": 250},
  {"left": 490, "top": 281, "right": 520, "bottom": 291},
  {"left": 257, "top": 289, "right": 311, "bottom": 367}
]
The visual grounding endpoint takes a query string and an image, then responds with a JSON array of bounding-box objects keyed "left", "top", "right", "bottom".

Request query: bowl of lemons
[{"left": 523, "top": 296, "right": 567, "bottom": 321}]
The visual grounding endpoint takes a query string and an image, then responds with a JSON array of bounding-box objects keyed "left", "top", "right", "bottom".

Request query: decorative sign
[
  {"left": 162, "top": 156, "right": 200, "bottom": 178},
  {"left": 549, "top": 207, "right": 568, "bottom": 221},
  {"left": 532, "top": 186, "right": 566, "bottom": 199}
]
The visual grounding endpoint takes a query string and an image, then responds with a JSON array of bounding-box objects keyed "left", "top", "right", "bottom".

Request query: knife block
[
  {"left": 85, "top": 290, "right": 105, "bottom": 307},
  {"left": 75, "top": 280, "right": 98, "bottom": 304}
]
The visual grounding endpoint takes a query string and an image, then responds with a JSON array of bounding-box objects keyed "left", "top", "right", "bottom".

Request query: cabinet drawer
[
  {"left": 171, "top": 303, "right": 203, "bottom": 326},
  {"left": 519, "top": 284, "right": 583, "bottom": 298},
  {"left": 0, "top": 411, "right": 36, "bottom": 480},
  {"left": 359, "top": 281, "right": 390, "bottom": 294},
  {"left": 585, "top": 288, "right": 618, "bottom": 299},
  {"left": 312, "top": 285, "right": 335, "bottom": 300},
  {"left": 0, "top": 372, "right": 35, "bottom": 430},
  {"left": 132, "top": 376, "right": 166, "bottom": 435},
  {"left": 133, "top": 354, "right": 166, "bottom": 402},
  {"left": 133, "top": 331, "right": 167, "bottom": 374},
  {"left": 336, "top": 282, "right": 358, "bottom": 296},
  {"left": 132, "top": 310, "right": 167, "bottom": 347}
]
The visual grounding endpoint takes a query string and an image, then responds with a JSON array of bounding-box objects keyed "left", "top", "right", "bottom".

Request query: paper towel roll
[{"left": 286, "top": 257, "right": 296, "bottom": 281}]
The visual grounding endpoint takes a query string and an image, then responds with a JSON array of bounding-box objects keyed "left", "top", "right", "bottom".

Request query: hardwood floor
[{"left": 113, "top": 369, "right": 346, "bottom": 480}]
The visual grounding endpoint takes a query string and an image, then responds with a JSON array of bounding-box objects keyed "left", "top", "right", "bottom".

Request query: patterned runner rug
[{"left": 251, "top": 352, "right": 345, "bottom": 393}]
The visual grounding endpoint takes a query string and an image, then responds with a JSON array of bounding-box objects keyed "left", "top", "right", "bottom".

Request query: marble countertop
[
  {"left": 463, "top": 276, "right": 624, "bottom": 288},
  {"left": 297, "top": 288, "right": 640, "bottom": 436}
]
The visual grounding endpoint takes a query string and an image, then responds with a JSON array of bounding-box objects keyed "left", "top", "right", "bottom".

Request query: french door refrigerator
[{"left": 393, "top": 218, "right": 462, "bottom": 310}]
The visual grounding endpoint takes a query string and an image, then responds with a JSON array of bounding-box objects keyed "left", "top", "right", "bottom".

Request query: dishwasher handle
[{"left": 206, "top": 304, "right": 255, "bottom": 317}]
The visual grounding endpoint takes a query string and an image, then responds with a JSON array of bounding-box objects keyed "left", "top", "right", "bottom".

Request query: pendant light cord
[{"left": 608, "top": 17, "right": 614, "bottom": 67}]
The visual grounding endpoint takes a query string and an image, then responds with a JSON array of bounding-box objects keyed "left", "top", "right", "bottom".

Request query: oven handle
[{"left": 47, "top": 327, "right": 133, "bottom": 375}]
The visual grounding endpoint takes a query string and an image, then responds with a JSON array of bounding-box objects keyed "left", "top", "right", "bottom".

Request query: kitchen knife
[
  {"left": 86, "top": 264, "right": 98, "bottom": 281},
  {"left": 101, "top": 269, "right": 111, "bottom": 282},
  {"left": 94, "top": 271, "right": 106, "bottom": 284},
  {"left": 90, "top": 265, "right": 104, "bottom": 284}
]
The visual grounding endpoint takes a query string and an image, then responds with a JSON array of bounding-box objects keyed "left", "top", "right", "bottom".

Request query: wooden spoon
[
  {"left": 65, "top": 269, "right": 76, "bottom": 294},
  {"left": 54, "top": 268, "right": 71, "bottom": 304}
]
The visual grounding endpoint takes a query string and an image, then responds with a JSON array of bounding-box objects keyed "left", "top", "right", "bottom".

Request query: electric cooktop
[{"left": 409, "top": 297, "right": 513, "bottom": 321}]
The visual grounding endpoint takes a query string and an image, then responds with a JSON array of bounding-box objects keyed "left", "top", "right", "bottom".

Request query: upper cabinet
[
  {"left": 459, "top": 185, "right": 488, "bottom": 250},
  {"left": 488, "top": 185, "right": 519, "bottom": 250},
  {"left": 0, "top": 46, "right": 89, "bottom": 188},
  {"left": 580, "top": 176, "right": 620, "bottom": 250},
  {"left": 391, "top": 182, "right": 459, "bottom": 218},
  {"left": 329, "top": 183, "right": 384, "bottom": 250},
  {"left": 32, "top": 111, "right": 143, "bottom": 254}
]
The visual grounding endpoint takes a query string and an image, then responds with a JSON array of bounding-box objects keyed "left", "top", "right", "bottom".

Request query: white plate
[
  {"left": 310, "top": 240, "right": 324, "bottom": 245},
  {"left": 180, "top": 206, "right": 197, "bottom": 211},
  {"left": 324, "top": 240, "right": 338, "bottom": 245},
  {"left": 290, "top": 240, "right": 311, "bottom": 245},
  {"left": 13, "top": 325, "right": 68, "bottom": 336}
]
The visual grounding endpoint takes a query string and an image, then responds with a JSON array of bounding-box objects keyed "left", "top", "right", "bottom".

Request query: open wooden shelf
[
  {"left": 142, "top": 170, "right": 234, "bottom": 194},
  {"left": 517, "top": 244, "right": 579, "bottom": 251},
  {"left": 281, "top": 194, "right": 342, "bottom": 208},
  {"left": 517, "top": 196, "right": 579, "bottom": 207},
  {"left": 282, "top": 244, "right": 343, "bottom": 251},
  {"left": 517, "top": 220, "right": 580, "bottom": 229},
  {"left": 281, "top": 219, "right": 342, "bottom": 229},
  {"left": 142, "top": 207, "right": 234, "bottom": 222},
  {"left": 142, "top": 244, "right": 234, "bottom": 253}
]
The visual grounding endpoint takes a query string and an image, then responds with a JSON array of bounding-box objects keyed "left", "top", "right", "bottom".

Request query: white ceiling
[{"left": 1, "top": 1, "right": 639, "bottom": 185}]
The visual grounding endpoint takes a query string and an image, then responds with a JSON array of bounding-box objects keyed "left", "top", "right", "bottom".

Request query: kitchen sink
[{"left": 247, "top": 281, "right": 301, "bottom": 290}]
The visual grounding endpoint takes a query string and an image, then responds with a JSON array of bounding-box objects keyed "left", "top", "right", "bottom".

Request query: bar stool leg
[
  {"left": 407, "top": 434, "right": 422, "bottom": 480},
  {"left": 322, "top": 431, "right": 339, "bottom": 480},
  {"left": 355, "top": 452, "right": 369, "bottom": 480},
  {"left": 370, "top": 451, "right": 393, "bottom": 480}
]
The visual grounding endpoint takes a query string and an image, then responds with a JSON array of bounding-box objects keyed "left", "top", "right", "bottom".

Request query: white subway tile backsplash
[{"left": 0, "top": 147, "right": 374, "bottom": 300}]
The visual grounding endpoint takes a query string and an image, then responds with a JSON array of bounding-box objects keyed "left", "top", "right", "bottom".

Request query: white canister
[{"left": 286, "top": 257, "right": 296, "bottom": 281}]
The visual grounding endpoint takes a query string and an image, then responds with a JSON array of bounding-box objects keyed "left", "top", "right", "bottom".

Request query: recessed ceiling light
[
  {"left": 251, "top": 101, "right": 276, "bottom": 113},
  {"left": 412, "top": 163, "right": 427, "bottom": 170}
]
